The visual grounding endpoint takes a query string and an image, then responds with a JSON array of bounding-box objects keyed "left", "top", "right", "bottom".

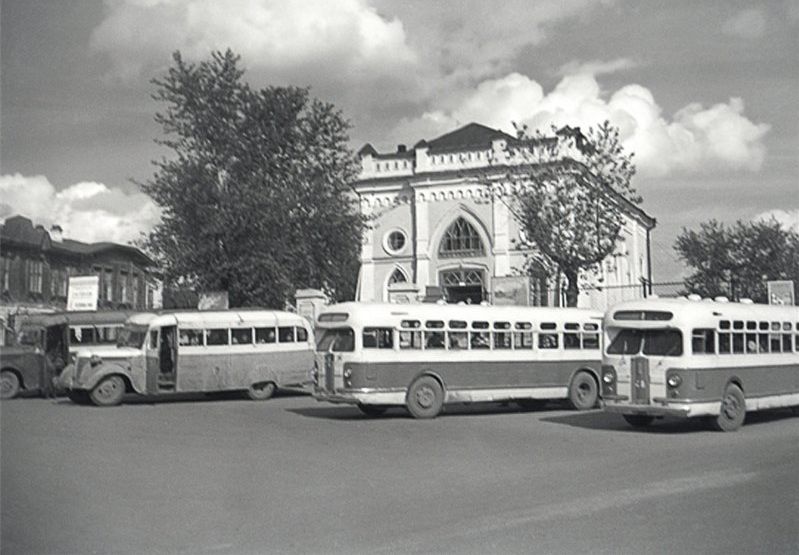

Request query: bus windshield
[
  {"left": 116, "top": 325, "right": 148, "bottom": 349},
  {"left": 607, "top": 329, "right": 683, "bottom": 356},
  {"left": 316, "top": 328, "right": 355, "bottom": 352}
]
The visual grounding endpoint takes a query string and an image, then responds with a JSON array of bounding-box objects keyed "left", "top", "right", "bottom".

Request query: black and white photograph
[{"left": 1, "top": 1, "right": 798, "bottom": 553}]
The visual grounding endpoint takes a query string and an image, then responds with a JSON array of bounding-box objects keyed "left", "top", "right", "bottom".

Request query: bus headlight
[
  {"left": 667, "top": 374, "right": 682, "bottom": 388},
  {"left": 601, "top": 365, "right": 617, "bottom": 396},
  {"left": 343, "top": 369, "right": 352, "bottom": 379}
]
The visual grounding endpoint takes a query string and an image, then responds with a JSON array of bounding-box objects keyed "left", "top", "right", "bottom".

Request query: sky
[{"left": 1, "top": 0, "right": 797, "bottom": 283}]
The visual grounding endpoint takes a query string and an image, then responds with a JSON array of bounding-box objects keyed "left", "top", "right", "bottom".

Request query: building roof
[
  {"left": 1, "top": 215, "right": 155, "bottom": 266},
  {"left": 424, "top": 122, "right": 516, "bottom": 153}
]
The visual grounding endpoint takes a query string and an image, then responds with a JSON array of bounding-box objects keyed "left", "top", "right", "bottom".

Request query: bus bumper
[
  {"left": 603, "top": 400, "right": 721, "bottom": 418},
  {"left": 313, "top": 388, "right": 405, "bottom": 406}
]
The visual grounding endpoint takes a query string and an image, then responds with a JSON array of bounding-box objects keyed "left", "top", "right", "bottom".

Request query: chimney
[
  {"left": 397, "top": 144, "right": 407, "bottom": 153},
  {"left": 50, "top": 224, "right": 63, "bottom": 242}
]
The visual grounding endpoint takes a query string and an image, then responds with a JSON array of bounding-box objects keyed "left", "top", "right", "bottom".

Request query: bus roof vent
[
  {"left": 714, "top": 296, "right": 729, "bottom": 303},
  {"left": 739, "top": 298, "right": 754, "bottom": 304},
  {"left": 687, "top": 294, "right": 702, "bottom": 301}
]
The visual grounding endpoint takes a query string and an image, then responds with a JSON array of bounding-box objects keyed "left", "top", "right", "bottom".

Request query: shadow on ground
[
  {"left": 288, "top": 400, "right": 570, "bottom": 421},
  {"left": 48, "top": 387, "right": 311, "bottom": 408},
  {"left": 541, "top": 407, "right": 798, "bottom": 433}
]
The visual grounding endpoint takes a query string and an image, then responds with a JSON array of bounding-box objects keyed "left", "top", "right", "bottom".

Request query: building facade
[
  {"left": 0, "top": 215, "right": 160, "bottom": 334},
  {"left": 352, "top": 123, "right": 656, "bottom": 310}
]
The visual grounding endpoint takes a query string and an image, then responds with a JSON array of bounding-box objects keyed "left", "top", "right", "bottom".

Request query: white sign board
[
  {"left": 67, "top": 276, "right": 99, "bottom": 311},
  {"left": 767, "top": 280, "right": 795, "bottom": 305}
]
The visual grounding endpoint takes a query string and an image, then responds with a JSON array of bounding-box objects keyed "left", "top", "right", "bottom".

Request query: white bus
[
  {"left": 59, "top": 309, "right": 315, "bottom": 406},
  {"left": 312, "top": 302, "right": 603, "bottom": 418},
  {"left": 601, "top": 297, "right": 799, "bottom": 431}
]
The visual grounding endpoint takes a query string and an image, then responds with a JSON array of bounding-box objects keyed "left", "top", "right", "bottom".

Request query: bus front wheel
[
  {"left": 89, "top": 376, "right": 125, "bottom": 406},
  {"left": 1, "top": 370, "right": 20, "bottom": 400},
  {"left": 713, "top": 384, "right": 746, "bottom": 432},
  {"left": 246, "top": 382, "right": 276, "bottom": 401},
  {"left": 568, "top": 371, "right": 598, "bottom": 410},
  {"left": 406, "top": 376, "right": 444, "bottom": 419}
]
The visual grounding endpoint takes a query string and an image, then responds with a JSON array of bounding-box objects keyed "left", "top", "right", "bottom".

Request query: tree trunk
[{"left": 564, "top": 268, "right": 580, "bottom": 307}]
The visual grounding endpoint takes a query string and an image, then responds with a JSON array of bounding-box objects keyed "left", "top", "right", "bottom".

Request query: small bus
[
  {"left": 59, "top": 309, "right": 315, "bottom": 406},
  {"left": 16, "top": 310, "right": 134, "bottom": 359},
  {"left": 1, "top": 314, "right": 69, "bottom": 399},
  {"left": 312, "top": 302, "right": 603, "bottom": 418},
  {"left": 601, "top": 296, "right": 799, "bottom": 431}
]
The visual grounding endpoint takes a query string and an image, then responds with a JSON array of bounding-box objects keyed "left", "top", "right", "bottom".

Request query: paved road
[{"left": 2, "top": 393, "right": 798, "bottom": 554}]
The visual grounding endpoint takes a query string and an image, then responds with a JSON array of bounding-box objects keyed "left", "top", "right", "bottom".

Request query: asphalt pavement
[{"left": 2, "top": 392, "right": 798, "bottom": 554}]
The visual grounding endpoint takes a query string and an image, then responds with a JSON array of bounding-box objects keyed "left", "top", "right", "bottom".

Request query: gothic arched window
[
  {"left": 388, "top": 268, "right": 408, "bottom": 285},
  {"left": 439, "top": 217, "right": 484, "bottom": 257}
]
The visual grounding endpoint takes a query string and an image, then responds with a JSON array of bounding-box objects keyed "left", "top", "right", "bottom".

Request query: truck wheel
[
  {"left": 712, "top": 383, "right": 746, "bottom": 432},
  {"left": 568, "top": 371, "right": 598, "bottom": 410},
  {"left": 1, "top": 370, "right": 20, "bottom": 400},
  {"left": 89, "top": 376, "right": 125, "bottom": 406},
  {"left": 406, "top": 375, "right": 444, "bottom": 419},
  {"left": 246, "top": 381, "right": 276, "bottom": 400}
]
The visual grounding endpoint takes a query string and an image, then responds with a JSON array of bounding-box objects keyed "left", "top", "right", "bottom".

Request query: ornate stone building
[{"left": 352, "top": 123, "right": 656, "bottom": 310}]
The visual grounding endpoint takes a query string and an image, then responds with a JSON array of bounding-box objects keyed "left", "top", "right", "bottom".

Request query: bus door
[
  {"left": 157, "top": 325, "right": 177, "bottom": 391},
  {"left": 144, "top": 328, "right": 160, "bottom": 393}
]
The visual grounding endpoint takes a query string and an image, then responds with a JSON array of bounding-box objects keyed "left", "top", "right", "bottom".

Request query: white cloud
[
  {"left": 722, "top": 8, "right": 767, "bottom": 39},
  {"left": 395, "top": 69, "right": 770, "bottom": 177},
  {"left": 0, "top": 174, "right": 161, "bottom": 244},
  {"left": 91, "top": 0, "right": 416, "bottom": 87},
  {"left": 755, "top": 209, "right": 799, "bottom": 232},
  {"left": 557, "top": 58, "right": 638, "bottom": 77}
]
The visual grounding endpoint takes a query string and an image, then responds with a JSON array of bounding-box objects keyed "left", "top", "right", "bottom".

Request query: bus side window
[
  {"left": 582, "top": 333, "right": 600, "bottom": 349},
  {"left": 470, "top": 331, "right": 489, "bottom": 349},
  {"left": 448, "top": 331, "right": 467, "bottom": 350},
  {"left": 732, "top": 333, "right": 744, "bottom": 354},
  {"left": 424, "top": 331, "right": 445, "bottom": 349},
  {"left": 296, "top": 327, "right": 308, "bottom": 342},
  {"left": 278, "top": 327, "right": 295, "bottom": 342},
  {"left": 538, "top": 333, "right": 558, "bottom": 349},
  {"left": 179, "top": 329, "right": 203, "bottom": 346},
  {"left": 691, "top": 329, "right": 715, "bottom": 354},
  {"left": 399, "top": 330, "right": 421, "bottom": 349},
  {"left": 255, "top": 327, "right": 276, "bottom": 344},
  {"left": 718, "top": 333, "right": 731, "bottom": 353},
  {"left": 206, "top": 329, "right": 229, "bottom": 346},
  {"left": 149, "top": 330, "right": 158, "bottom": 350},
  {"left": 564, "top": 333, "right": 580, "bottom": 349},
  {"left": 363, "top": 327, "right": 393, "bottom": 349},
  {"left": 231, "top": 328, "right": 253, "bottom": 345}
]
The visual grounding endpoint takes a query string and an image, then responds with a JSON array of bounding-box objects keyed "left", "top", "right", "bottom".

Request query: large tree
[
  {"left": 675, "top": 218, "right": 799, "bottom": 302},
  {"left": 506, "top": 121, "right": 640, "bottom": 306},
  {"left": 141, "top": 50, "right": 366, "bottom": 308}
]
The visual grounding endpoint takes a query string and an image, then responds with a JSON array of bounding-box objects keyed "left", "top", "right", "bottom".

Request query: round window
[{"left": 385, "top": 230, "right": 406, "bottom": 254}]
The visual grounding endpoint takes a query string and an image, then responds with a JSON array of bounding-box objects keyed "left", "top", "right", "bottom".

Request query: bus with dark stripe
[
  {"left": 312, "top": 302, "right": 603, "bottom": 418},
  {"left": 601, "top": 296, "right": 799, "bottom": 431}
]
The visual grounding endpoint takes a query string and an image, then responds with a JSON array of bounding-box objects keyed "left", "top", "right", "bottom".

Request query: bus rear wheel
[
  {"left": 568, "top": 371, "right": 598, "bottom": 411},
  {"left": 246, "top": 382, "right": 276, "bottom": 401},
  {"left": 713, "top": 383, "right": 746, "bottom": 432},
  {"left": 1, "top": 370, "right": 20, "bottom": 400},
  {"left": 357, "top": 403, "right": 387, "bottom": 417},
  {"left": 406, "top": 375, "right": 444, "bottom": 419},
  {"left": 623, "top": 414, "right": 655, "bottom": 428},
  {"left": 89, "top": 376, "right": 125, "bottom": 406}
]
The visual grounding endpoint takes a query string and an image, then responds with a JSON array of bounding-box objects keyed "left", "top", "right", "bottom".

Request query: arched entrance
[{"left": 440, "top": 268, "right": 485, "bottom": 304}]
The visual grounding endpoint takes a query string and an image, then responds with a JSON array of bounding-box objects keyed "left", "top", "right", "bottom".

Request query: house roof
[{"left": 1, "top": 215, "right": 154, "bottom": 266}]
